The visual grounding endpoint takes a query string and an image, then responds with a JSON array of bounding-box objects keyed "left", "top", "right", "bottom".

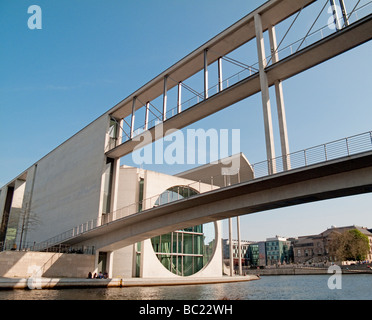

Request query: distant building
[
  {"left": 265, "top": 236, "right": 293, "bottom": 266},
  {"left": 223, "top": 236, "right": 293, "bottom": 267},
  {"left": 246, "top": 241, "right": 266, "bottom": 266},
  {"left": 293, "top": 225, "right": 372, "bottom": 264},
  {"left": 222, "top": 239, "right": 251, "bottom": 266}
]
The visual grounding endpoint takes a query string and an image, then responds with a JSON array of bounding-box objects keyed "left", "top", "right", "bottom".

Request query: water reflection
[{"left": 0, "top": 275, "right": 371, "bottom": 300}]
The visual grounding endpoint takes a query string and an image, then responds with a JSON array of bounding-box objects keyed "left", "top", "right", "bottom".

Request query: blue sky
[{"left": 0, "top": 0, "right": 372, "bottom": 240}]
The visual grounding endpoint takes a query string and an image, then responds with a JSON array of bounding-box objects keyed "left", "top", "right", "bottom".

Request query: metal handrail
[
  {"left": 106, "top": 1, "right": 372, "bottom": 150},
  {"left": 32, "top": 130, "right": 372, "bottom": 251}
]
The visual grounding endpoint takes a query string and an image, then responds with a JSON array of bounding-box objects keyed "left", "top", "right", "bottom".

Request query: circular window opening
[
  {"left": 151, "top": 186, "right": 216, "bottom": 276},
  {"left": 154, "top": 185, "right": 198, "bottom": 206},
  {"left": 151, "top": 222, "right": 216, "bottom": 276}
]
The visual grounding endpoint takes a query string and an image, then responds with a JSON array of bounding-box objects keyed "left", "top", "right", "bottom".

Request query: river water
[{"left": 0, "top": 274, "right": 371, "bottom": 300}]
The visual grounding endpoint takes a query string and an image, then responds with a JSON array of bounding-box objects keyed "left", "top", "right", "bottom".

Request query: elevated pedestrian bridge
[
  {"left": 106, "top": 3, "right": 372, "bottom": 159},
  {"left": 34, "top": 131, "right": 372, "bottom": 252}
]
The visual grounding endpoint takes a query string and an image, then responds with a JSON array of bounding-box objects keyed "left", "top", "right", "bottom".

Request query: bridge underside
[{"left": 66, "top": 151, "right": 372, "bottom": 251}]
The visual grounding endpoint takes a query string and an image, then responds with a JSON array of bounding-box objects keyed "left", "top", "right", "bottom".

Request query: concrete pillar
[
  {"left": 218, "top": 57, "right": 223, "bottom": 92},
  {"left": 107, "top": 251, "right": 114, "bottom": 278},
  {"left": 163, "top": 76, "right": 168, "bottom": 121},
  {"left": 139, "top": 240, "right": 145, "bottom": 278},
  {"left": 254, "top": 13, "right": 276, "bottom": 174},
  {"left": 268, "top": 25, "right": 291, "bottom": 171},
  {"left": 177, "top": 82, "right": 182, "bottom": 113},
  {"left": 204, "top": 49, "right": 209, "bottom": 99},
  {"left": 109, "top": 158, "right": 121, "bottom": 220},
  {"left": 145, "top": 102, "right": 150, "bottom": 131},
  {"left": 228, "top": 218, "right": 233, "bottom": 276},
  {"left": 330, "top": 0, "right": 342, "bottom": 30},
  {"left": 94, "top": 251, "right": 99, "bottom": 275},
  {"left": 237, "top": 216, "right": 242, "bottom": 275},
  {"left": 109, "top": 118, "right": 123, "bottom": 219},
  {"left": 130, "top": 97, "right": 136, "bottom": 139}
]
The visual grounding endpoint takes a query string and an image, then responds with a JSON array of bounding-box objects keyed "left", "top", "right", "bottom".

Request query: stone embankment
[
  {"left": 0, "top": 275, "right": 260, "bottom": 290},
  {"left": 244, "top": 265, "right": 372, "bottom": 276}
]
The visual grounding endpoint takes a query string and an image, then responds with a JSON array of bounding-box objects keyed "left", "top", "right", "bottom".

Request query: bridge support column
[
  {"left": 130, "top": 97, "right": 136, "bottom": 139},
  {"left": 144, "top": 102, "right": 150, "bottom": 131},
  {"left": 163, "top": 75, "right": 168, "bottom": 121},
  {"left": 228, "top": 218, "right": 233, "bottom": 276},
  {"left": 237, "top": 216, "right": 242, "bottom": 276},
  {"left": 177, "top": 82, "right": 182, "bottom": 113},
  {"left": 218, "top": 57, "right": 223, "bottom": 92},
  {"left": 254, "top": 13, "right": 276, "bottom": 175},
  {"left": 268, "top": 25, "right": 291, "bottom": 171},
  {"left": 204, "top": 49, "right": 209, "bottom": 99},
  {"left": 330, "top": 0, "right": 342, "bottom": 30}
]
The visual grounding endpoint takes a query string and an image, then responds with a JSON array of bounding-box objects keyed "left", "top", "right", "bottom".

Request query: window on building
[{"left": 150, "top": 186, "right": 216, "bottom": 276}]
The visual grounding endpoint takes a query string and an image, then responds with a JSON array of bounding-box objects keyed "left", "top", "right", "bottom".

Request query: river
[{"left": 0, "top": 274, "right": 371, "bottom": 300}]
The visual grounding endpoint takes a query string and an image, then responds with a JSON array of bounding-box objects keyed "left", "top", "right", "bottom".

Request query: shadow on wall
[{"left": 0, "top": 251, "right": 95, "bottom": 278}]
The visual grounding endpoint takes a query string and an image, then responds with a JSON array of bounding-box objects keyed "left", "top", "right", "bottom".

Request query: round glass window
[{"left": 151, "top": 186, "right": 216, "bottom": 276}]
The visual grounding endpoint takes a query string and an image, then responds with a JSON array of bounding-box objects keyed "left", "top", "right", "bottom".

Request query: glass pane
[
  {"left": 151, "top": 236, "right": 160, "bottom": 253},
  {"left": 160, "top": 234, "right": 171, "bottom": 253},
  {"left": 160, "top": 254, "right": 171, "bottom": 271},
  {"left": 183, "top": 233, "right": 193, "bottom": 254},
  {"left": 173, "top": 233, "right": 178, "bottom": 253},
  {"left": 195, "top": 256, "right": 203, "bottom": 273},
  {"left": 183, "top": 255, "right": 193, "bottom": 276},
  {"left": 194, "top": 235, "right": 203, "bottom": 255},
  {"left": 151, "top": 222, "right": 216, "bottom": 276},
  {"left": 136, "top": 253, "right": 141, "bottom": 277}
]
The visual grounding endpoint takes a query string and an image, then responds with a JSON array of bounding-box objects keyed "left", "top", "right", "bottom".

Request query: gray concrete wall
[
  {"left": 111, "top": 245, "right": 135, "bottom": 278},
  {"left": 0, "top": 251, "right": 94, "bottom": 278},
  {"left": 23, "top": 115, "right": 109, "bottom": 244}
]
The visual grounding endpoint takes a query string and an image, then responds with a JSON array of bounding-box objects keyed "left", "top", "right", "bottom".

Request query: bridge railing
[
  {"left": 115, "top": 1, "right": 372, "bottom": 146},
  {"left": 30, "top": 130, "right": 372, "bottom": 251},
  {"left": 271, "top": 1, "right": 372, "bottom": 65},
  {"left": 252, "top": 131, "right": 372, "bottom": 178}
]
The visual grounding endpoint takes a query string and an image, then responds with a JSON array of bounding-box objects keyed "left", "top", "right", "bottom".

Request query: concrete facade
[
  {"left": 0, "top": 115, "right": 109, "bottom": 249},
  {"left": 1, "top": 0, "right": 371, "bottom": 282},
  {"left": 109, "top": 166, "right": 223, "bottom": 279},
  {"left": 0, "top": 251, "right": 94, "bottom": 278}
]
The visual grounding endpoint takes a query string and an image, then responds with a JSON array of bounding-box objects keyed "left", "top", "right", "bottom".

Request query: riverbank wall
[
  {"left": 244, "top": 266, "right": 372, "bottom": 276},
  {"left": 0, "top": 275, "right": 260, "bottom": 290},
  {"left": 0, "top": 251, "right": 94, "bottom": 278}
]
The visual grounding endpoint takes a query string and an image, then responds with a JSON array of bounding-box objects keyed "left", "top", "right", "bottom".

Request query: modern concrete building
[
  {"left": 0, "top": 152, "right": 255, "bottom": 279},
  {"left": 1, "top": 0, "right": 371, "bottom": 280},
  {"left": 110, "top": 164, "right": 224, "bottom": 278}
]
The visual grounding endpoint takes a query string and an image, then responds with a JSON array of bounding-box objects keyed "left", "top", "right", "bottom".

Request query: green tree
[
  {"left": 329, "top": 229, "right": 370, "bottom": 261},
  {"left": 347, "top": 229, "right": 370, "bottom": 261}
]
